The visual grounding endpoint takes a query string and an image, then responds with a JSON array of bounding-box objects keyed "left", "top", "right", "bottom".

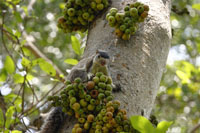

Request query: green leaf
[
  {"left": 21, "top": 57, "right": 31, "bottom": 68},
  {"left": 21, "top": 6, "right": 28, "bottom": 16},
  {"left": 14, "top": 12, "right": 22, "bottom": 23},
  {"left": 0, "top": 109, "right": 4, "bottom": 128},
  {"left": 59, "top": 74, "right": 64, "bottom": 78},
  {"left": 130, "top": 115, "right": 155, "bottom": 133},
  {"left": 7, "top": 0, "right": 21, "bottom": 4},
  {"left": 71, "top": 36, "right": 81, "bottom": 55},
  {"left": 4, "top": 93, "right": 20, "bottom": 103},
  {"left": 0, "top": 68, "right": 7, "bottom": 82},
  {"left": 38, "top": 59, "right": 56, "bottom": 76},
  {"left": 3, "top": 25, "right": 18, "bottom": 43},
  {"left": 4, "top": 94, "right": 21, "bottom": 112},
  {"left": 15, "top": 30, "right": 21, "bottom": 38},
  {"left": 175, "top": 61, "right": 195, "bottom": 77},
  {"left": 5, "top": 106, "right": 15, "bottom": 129},
  {"left": 64, "top": 59, "right": 78, "bottom": 65},
  {"left": 156, "top": 121, "right": 173, "bottom": 133},
  {"left": 14, "top": 98, "right": 22, "bottom": 112},
  {"left": 4, "top": 25, "right": 13, "bottom": 35},
  {"left": 192, "top": 4, "right": 200, "bottom": 10},
  {"left": 11, "top": 130, "right": 22, "bottom": 133},
  {"left": 5, "top": 56, "right": 15, "bottom": 74},
  {"left": 14, "top": 74, "right": 24, "bottom": 84},
  {"left": 176, "top": 70, "right": 189, "bottom": 83},
  {"left": 22, "top": 47, "right": 31, "bottom": 57},
  {"left": 32, "top": 58, "right": 41, "bottom": 67},
  {"left": 4, "top": 130, "right": 9, "bottom": 133},
  {"left": 27, "top": 74, "right": 34, "bottom": 81}
]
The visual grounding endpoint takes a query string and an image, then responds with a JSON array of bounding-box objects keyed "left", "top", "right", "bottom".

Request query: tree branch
[
  {"left": 171, "top": 5, "right": 189, "bottom": 15},
  {"left": 23, "top": 84, "right": 65, "bottom": 117},
  {"left": 21, "top": 71, "right": 27, "bottom": 113},
  {"left": 21, "top": 117, "right": 32, "bottom": 133},
  {"left": 24, "top": 0, "right": 65, "bottom": 81},
  {"left": 1, "top": 12, "right": 18, "bottom": 69},
  {"left": 27, "top": 0, "right": 36, "bottom": 11},
  {"left": 23, "top": 38, "right": 65, "bottom": 82},
  {"left": 18, "top": 83, "right": 65, "bottom": 118},
  {"left": 190, "top": 123, "right": 200, "bottom": 133},
  {"left": 26, "top": 80, "right": 39, "bottom": 103},
  {"left": 1, "top": 27, "right": 65, "bottom": 82}
]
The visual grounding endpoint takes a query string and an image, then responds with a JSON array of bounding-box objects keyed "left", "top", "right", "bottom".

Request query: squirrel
[
  {"left": 67, "top": 49, "right": 110, "bottom": 82},
  {"left": 40, "top": 50, "right": 114, "bottom": 133}
]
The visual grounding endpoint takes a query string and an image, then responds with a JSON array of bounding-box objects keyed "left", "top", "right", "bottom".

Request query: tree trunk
[{"left": 62, "top": 0, "right": 172, "bottom": 132}]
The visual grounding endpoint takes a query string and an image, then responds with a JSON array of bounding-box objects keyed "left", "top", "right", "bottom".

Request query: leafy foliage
[
  {"left": 130, "top": 115, "right": 172, "bottom": 133},
  {"left": 4, "top": 56, "right": 15, "bottom": 74},
  {"left": 64, "top": 58, "right": 79, "bottom": 65},
  {"left": 0, "top": 109, "right": 4, "bottom": 128},
  {"left": 5, "top": 106, "right": 15, "bottom": 129},
  {"left": 154, "top": 0, "right": 200, "bottom": 132},
  {"left": 192, "top": 4, "right": 200, "bottom": 10},
  {"left": 71, "top": 36, "right": 82, "bottom": 56},
  {"left": 156, "top": 121, "right": 173, "bottom": 133},
  {"left": 38, "top": 58, "right": 56, "bottom": 77},
  {"left": 130, "top": 116, "right": 155, "bottom": 133}
]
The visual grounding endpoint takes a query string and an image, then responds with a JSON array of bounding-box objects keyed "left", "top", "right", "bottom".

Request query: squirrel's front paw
[{"left": 112, "top": 83, "right": 121, "bottom": 92}]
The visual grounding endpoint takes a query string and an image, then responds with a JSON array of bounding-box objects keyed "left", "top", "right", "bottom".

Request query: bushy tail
[{"left": 40, "top": 107, "right": 65, "bottom": 133}]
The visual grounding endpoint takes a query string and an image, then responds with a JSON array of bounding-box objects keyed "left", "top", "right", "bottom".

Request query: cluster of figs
[
  {"left": 106, "top": 2, "right": 149, "bottom": 40},
  {"left": 48, "top": 72, "right": 135, "bottom": 133},
  {"left": 57, "top": 0, "right": 110, "bottom": 33},
  {"left": 57, "top": 1, "right": 149, "bottom": 40}
]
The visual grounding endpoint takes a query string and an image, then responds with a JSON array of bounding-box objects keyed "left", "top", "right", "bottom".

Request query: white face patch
[{"left": 94, "top": 52, "right": 110, "bottom": 67}]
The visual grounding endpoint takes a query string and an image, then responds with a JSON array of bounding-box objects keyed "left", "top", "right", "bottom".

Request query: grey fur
[
  {"left": 67, "top": 67, "right": 88, "bottom": 82},
  {"left": 40, "top": 107, "right": 65, "bottom": 133}
]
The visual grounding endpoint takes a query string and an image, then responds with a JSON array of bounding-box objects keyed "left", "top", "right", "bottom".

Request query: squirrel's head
[{"left": 94, "top": 50, "right": 110, "bottom": 66}]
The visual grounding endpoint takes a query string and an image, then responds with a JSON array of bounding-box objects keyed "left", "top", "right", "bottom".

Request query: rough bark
[
  {"left": 58, "top": 0, "right": 171, "bottom": 132},
  {"left": 86, "top": 0, "right": 171, "bottom": 116}
]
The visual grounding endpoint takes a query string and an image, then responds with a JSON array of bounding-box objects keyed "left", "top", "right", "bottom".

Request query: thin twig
[
  {"left": 190, "top": 123, "right": 200, "bottom": 133},
  {"left": 1, "top": 27, "right": 21, "bottom": 45},
  {"left": 18, "top": 82, "right": 63, "bottom": 117},
  {"left": 1, "top": 13, "right": 10, "bottom": 54},
  {"left": 12, "top": 83, "right": 23, "bottom": 105},
  {"left": 21, "top": 117, "right": 32, "bottom": 133},
  {"left": 23, "top": 84, "right": 65, "bottom": 117},
  {"left": 21, "top": 72, "right": 27, "bottom": 113},
  {"left": 171, "top": 5, "right": 189, "bottom": 15},
  {"left": 11, "top": 102, "right": 19, "bottom": 130},
  {"left": 1, "top": 12, "right": 18, "bottom": 68},
  {"left": 26, "top": 81, "right": 39, "bottom": 102},
  {"left": 2, "top": 27, "right": 66, "bottom": 82},
  {"left": 23, "top": 40, "right": 65, "bottom": 81},
  {"left": 38, "top": 82, "right": 60, "bottom": 103}
]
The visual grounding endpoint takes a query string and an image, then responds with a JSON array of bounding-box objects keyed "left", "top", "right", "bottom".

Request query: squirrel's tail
[{"left": 40, "top": 107, "right": 65, "bottom": 133}]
